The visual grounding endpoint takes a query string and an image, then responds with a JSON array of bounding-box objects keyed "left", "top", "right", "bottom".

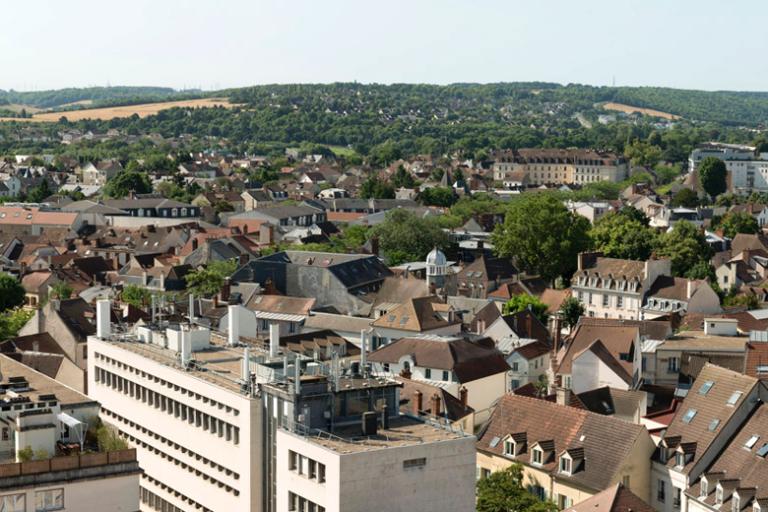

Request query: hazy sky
[{"left": 2, "top": 0, "right": 766, "bottom": 92}]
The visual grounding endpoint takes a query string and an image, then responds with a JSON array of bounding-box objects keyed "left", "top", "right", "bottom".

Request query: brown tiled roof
[
  {"left": 731, "top": 233, "right": 768, "bottom": 254},
  {"left": 369, "top": 337, "right": 509, "bottom": 383},
  {"left": 540, "top": 287, "right": 571, "bottom": 313},
  {"left": 687, "top": 403, "right": 768, "bottom": 508},
  {"left": 501, "top": 309, "right": 550, "bottom": 345},
  {"left": 581, "top": 257, "right": 645, "bottom": 282},
  {"left": 245, "top": 294, "right": 315, "bottom": 316},
  {"left": 558, "top": 319, "right": 640, "bottom": 375},
  {"left": 372, "top": 277, "right": 430, "bottom": 308},
  {"left": 745, "top": 341, "right": 768, "bottom": 381},
  {"left": 371, "top": 296, "right": 458, "bottom": 332},
  {"left": 647, "top": 276, "right": 693, "bottom": 301},
  {"left": 477, "top": 394, "right": 650, "bottom": 492},
  {"left": 515, "top": 341, "right": 551, "bottom": 360},
  {"left": 565, "top": 484, "right": 655, "bottom": 512},
  {"left": 661, "top": 364, "right": 758, "bottom": 473},
  {"left": 469, "top": 301, "right": 502, "bottom": 332}
]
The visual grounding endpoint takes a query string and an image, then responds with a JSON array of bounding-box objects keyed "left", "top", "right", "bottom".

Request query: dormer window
[
  {"left": 559, "top": 456, "right": 572, "bottom": 475},
  {"left": 532, "top": 447, "right": 543, "bottom": 465},
  {"left": 675, "top": 452, "right": 686, "bottom": 468},
  {"left": 716, "top": 485, "right": 724, "bottom": 505},
  {"left": 733, "top": 495, "right": 741, "bottom": 512},
  {"left": 504, "top": 439, "right": 516, "bottom": 458},
  {"left": 701, "top": 479, "right": 708, "bottom": 498}
]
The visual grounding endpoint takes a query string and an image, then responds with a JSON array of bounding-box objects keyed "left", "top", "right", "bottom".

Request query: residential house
[
  {"left": 102, "top": 196, "right": 200, "bottom": 220},
  {"left": 231, "top": 251, "right": 391, "bottom": 315},
  {"left": 228, "top": 204, "right": 326, "bottom": 229},
  {"left": 564, "top": 484, "right": 655, "bottom": 512},
  {"left": 651, "top": 364, "right": 763, "bottom": 512},
  {"left": 643, "top": 276, "right": 722, "bottom": 319},
  {"left": 370, "top": 296, "right": 462, "bottom": 346},
  {"left": 476, "top": 394, "right": 655, "bottom": 508},
  {"left": 455, "top": 254, "right": 518, "bottom": 299},
  {"left": 572, "top": 253, "right": 672, "bottom": 320},
  {"left": 396, "top": 376, "right": 475, "bottom": 432},
  {"left": 368, "top": 335, "right": 509, "bottom": 423}
]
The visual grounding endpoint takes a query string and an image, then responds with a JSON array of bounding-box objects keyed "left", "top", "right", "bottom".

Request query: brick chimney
[
  {"left": 412, "top": 390, "right": 422, "bottom": 416},
  {"left": 459, "top": 387, "right": 468, "bottom": 409},
  {"left": 221, "top": 277, "right": 231, "bottom": 303},
  {"left": 525, "top": 307, "right": 533, "bottom": 337},
  {"left": 369, "top": 236, "right": 380, "bottom": 257},
  {"left": 430, "top": 393, "right": 441, "bottom": 417}
]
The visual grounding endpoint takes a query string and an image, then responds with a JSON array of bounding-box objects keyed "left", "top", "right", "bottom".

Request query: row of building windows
[
  {"left": 288, "top": 491, "right": 325, "bottom": 512},
  {"left": 115, "top": 421, "right": 239, "bottom": 497},
  {"left": 94, "top": 352, "right": 239, "bottom": 418},
  {"left": 102, "top": 407, "right": 239, "bottom": 481},
  {"left": 578, "top": 291, "right": 626, "bottom": 309},
  {"left": 288, "top": 450, "right": 326, "bottom": 483},
  {"left": 0, "top": 488, "right": 63, "bottom": 512},
  {"left": 95, "top": 366, "right": 240, "bottom": 445},
  {"left": 142, "top": 476, "right": 212, "bottom": 512},
  {"left": 141, "top": 487, "right": 185, "bottom": 512}
]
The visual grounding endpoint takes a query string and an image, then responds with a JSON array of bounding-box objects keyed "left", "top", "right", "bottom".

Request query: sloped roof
[
  {"left": 477, "top": 394, "right": 649, "bottom": 492},
  {"left": 661, "top": 364, "right": 758, "bottom": 473},
  {"left": 564, "top": 484, "right": 654, "bottom": 512},
  {"left": 396, "top": 377, "right": 473, "bottom": 420},
  {"left": 245, "top": 294, "right": 315, "bottom": 316},
  {"left": 371, "top": 296, "right": 459, "bottom": 332},
  {"left": 369, "top": 337, "right": 509, "bottom": 383},
  {"left": 558, "top": 319, "right": 639, "bottom": 376}
]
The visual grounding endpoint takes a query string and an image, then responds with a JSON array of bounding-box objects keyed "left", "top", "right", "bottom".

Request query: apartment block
[{"left": 492, "top": 148, "right": 628, "bottom": 187}]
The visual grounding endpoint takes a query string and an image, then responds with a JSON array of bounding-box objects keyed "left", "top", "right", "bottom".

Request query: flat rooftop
[
  {"left": 659, "top": 331, "right": 749, "bottom": 352},
  {"left": 0, "top": 353, "right": 90, "bottom": 406},
  {"left": 95, "top": 333, "right": 272, "bottom": 394},
  {"left": 302, "top": 415, "right": 467, "bottom": 454}
]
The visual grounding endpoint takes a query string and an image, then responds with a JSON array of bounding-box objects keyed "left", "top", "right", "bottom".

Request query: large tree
[
  {"left": 185, "top": 259, "right": 238, "bottom": 297},
  {"left": 103, "top": 170, "right": 152, "bottom": 198},
  {"left": 698, "top": 157, "right": 727, "bottom": 198},
  {"left": 0, "top": 274, "right": 25, "bottom": 311},
  {"left": 559, "top": 296, "right": 585, "bottom": 331},
  {"left": 492, "top": 194, "right": 590, "bottom": 283},
  {"left": 477, "top": 464, "right": 557, "bottom": 512},
  {"left": 719, "top": 211, "right": 759, "bottom": 238},
  {"left": 502, "top": 294, "right": 549, "bottom": 324},
  {"left": 370, "top": 209, "right": 449, "bottom": 265},
  {"left": 589, "top": 211, "right": 657, "bottom": 261},
  {"left": 670, "top": 188, "right": 700, "bottom": 208},
  {"left": 655, "top": 220, "right": 713, "bottom": 277}
]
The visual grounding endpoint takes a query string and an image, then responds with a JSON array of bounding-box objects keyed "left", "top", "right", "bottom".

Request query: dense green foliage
[
  {"left": 0, "top": 308, "right": 33, "bottom": 341},
  {"left": 122, "top": 284, "right": 153, "bottom": 308},
  {"left": 492, "top": 194, "right": 591, "bottom": 283},
  {"left": 655, "top": 221, "right": 713, "bottom": 277},
  {"left": 103, "top": 170, "right": 152, "bottom": 198},
  {"left": 0, "top": 86, "right": 187, "bottom": 109},
  {"left": 698, "top": 157, "right": 728, "bottom": 197},
  {"left": 50, "top": 281, "right": 73, "bottom": 300},
  {"left": 369, "top": 209, "right": 449, "bottom": 265},
  {"left": 670, "top": 188, "right": 700, "bottom": 208},
  {"left": 186, "top": 259, "right": 239, "bottom": 297},
  {"left": 502, "top": 294, "right": 549, "bottom": 324},
  {"left": 719, "top": 211, "right": 760, "bottom": 238},
  {"left": 590, "top": 210, "right": 657, "bottom": 260},
  {"left": 559, "top": 297, "right": 585, "bottom": 330},
  {"left": 0, "top": 274, "right": 25, "bottom": 311},
  {"left": 477, "top": 465, "right": 558, "bottom": 512}
]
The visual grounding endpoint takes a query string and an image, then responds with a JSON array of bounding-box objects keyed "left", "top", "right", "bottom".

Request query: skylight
[
  {"left": 682, "top": 408, "right": 698, "bottom": 424},
  {"left": 708, "top": 419, "right": 720, "bottom": 431},
  {"left": 757, "top": 443, "right": 768, "bottom": 458},
  {"left": 489, "top": 436, "right": 500, "bottom": 448},
  {"left": 727, "top": 391, "right": 744, "bottom": 406},
  {"left": 745, "top": 435, "right": 760, "bottom": 449},
  {"left": 699, "top": 380, "right": 715, "bottom": 395}
]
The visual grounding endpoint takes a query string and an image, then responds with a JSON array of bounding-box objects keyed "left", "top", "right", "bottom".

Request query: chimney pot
[
  {"left": 460, "top": 387, "right": 468, "bottom": 409},
  {"left": 413, "top": 390, "right": 423, "bottom": 416},
  {"left": 430, "top": 393, "right": 441, "bottom": 417}
]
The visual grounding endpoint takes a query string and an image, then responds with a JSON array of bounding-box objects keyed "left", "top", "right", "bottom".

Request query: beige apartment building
[{"left": 492, "top": 148, "right": 629, "bottom": 187}]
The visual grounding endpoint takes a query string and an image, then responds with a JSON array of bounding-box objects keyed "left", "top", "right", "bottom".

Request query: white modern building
[
  {"left": 88, "top": 300, "right": 477, "bottom": 512},
  {"left": 689, "top": 142, "right": 768, "bottom": 194}
]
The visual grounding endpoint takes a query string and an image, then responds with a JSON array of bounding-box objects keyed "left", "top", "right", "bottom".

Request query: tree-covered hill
[{"left": 0, "top": 86, "right": 195, "bottom": 109}]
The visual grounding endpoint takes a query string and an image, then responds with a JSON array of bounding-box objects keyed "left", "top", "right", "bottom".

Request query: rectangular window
[
  {"left": 674, "top": 488, "right": 681, "bottom": 509},
  {"left": 617, "top": 296, "right": 623, "bottom": 308},
  {"left": 622, "top": 475, "right": 630, "bottom": 488},
  {"left": 559, "top": 457, "right": 571, "bottom": 474},
  {"left": 425, "top": 369, "right": 432, "bottom": 379},
  {"left": 403, "top": 457, "right": 427, "bottom": 469},
  {"left": 658, "top": 480, "right": 666, "bottom": 503},
  {"left": 602, "top": 294, "right": 609, "bottom": 307},
  {"left": 0, "top": 494, "right": 24, "bottom": 512},
  {"left": 668, "top": 357, "right": 679, "bottom": 373},
  {"left": 35, "top": 488, "right": 64, "bottom": 511},
  {"left": 442, "top": 370, "right": 449, "bottom": 381},
  {"left": 532, "top": 449, "right": 543, "bottom": 465}
]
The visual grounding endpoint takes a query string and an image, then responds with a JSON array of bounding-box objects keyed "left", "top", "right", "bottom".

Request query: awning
[
  {"left": 57, "top": 413, "right": 85, "bottom": 448},
  {"left": 252, "top": 311, "right": 306, "bottom": 323}
]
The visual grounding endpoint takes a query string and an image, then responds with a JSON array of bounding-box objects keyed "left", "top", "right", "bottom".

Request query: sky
[{"left": 2, "top": 0, "right": 767, "bottom": 92}]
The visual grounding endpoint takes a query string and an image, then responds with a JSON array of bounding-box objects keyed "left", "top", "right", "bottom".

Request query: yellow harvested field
[
  {"left": 0, "top": 98, "right": 235, "bottom": 123},
  {"left": 602, "top": 102, "right": 680, "bottom": 120}
]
